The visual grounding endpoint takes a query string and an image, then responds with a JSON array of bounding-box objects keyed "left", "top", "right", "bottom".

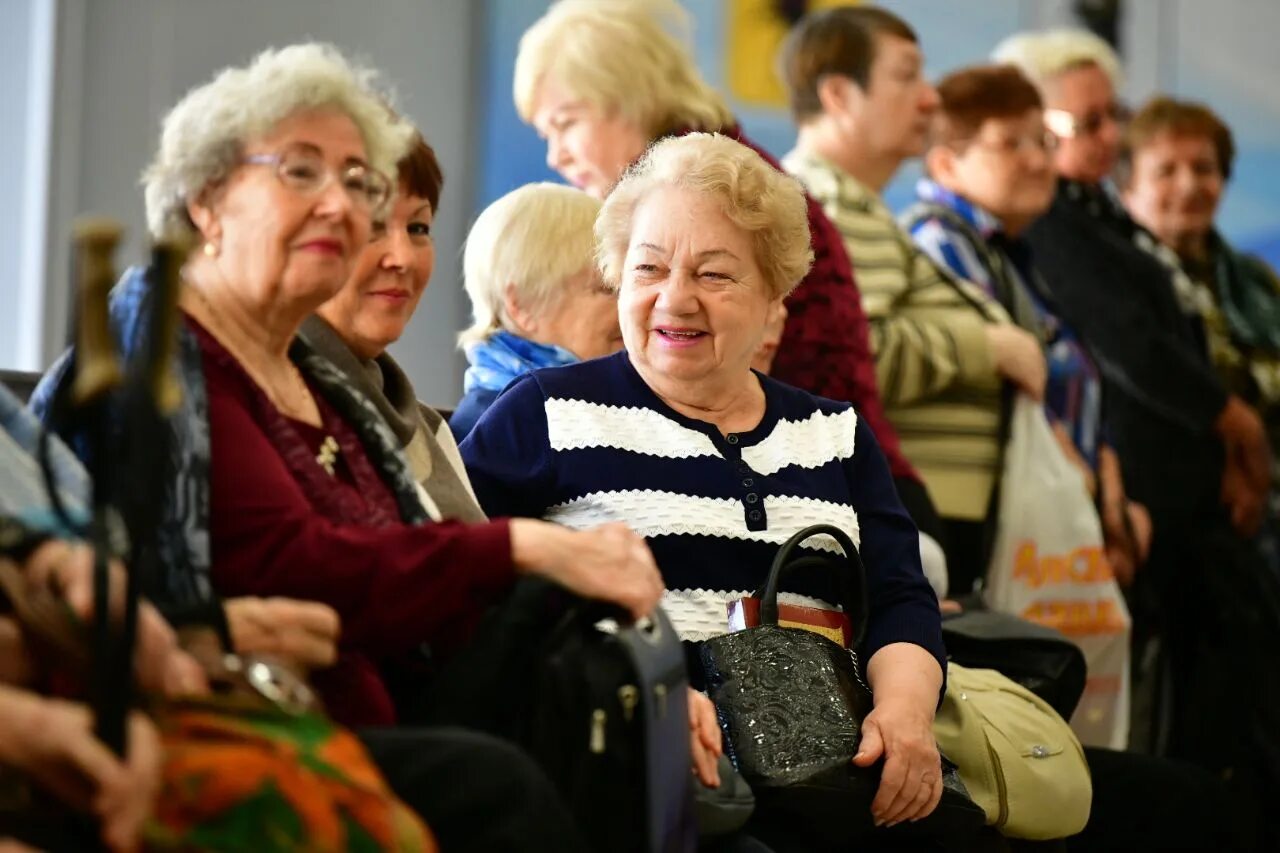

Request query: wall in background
[
  {"left": 15, "top": 0, "right": 481, "bottom": 405},
  {"left": 1, "top": 0, "right": 54, "bottom": 371}
]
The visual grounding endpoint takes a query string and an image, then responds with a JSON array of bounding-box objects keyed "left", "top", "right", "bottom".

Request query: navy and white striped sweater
[{"left": 460, "top": 351, "right": 944, "bottom": 671}]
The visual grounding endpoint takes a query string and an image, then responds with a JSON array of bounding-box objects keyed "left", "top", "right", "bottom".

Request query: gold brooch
[{"left": 316, "top": 435, "right": 340, "bottom": 476}]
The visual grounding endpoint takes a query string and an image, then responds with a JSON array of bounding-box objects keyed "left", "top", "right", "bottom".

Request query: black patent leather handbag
[{"left": 698, "top": 524, "right": 985, "bottom": 847}]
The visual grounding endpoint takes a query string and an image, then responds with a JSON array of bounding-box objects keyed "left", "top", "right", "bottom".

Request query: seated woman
[
  {"left": 452, "top": 182, "right": 621, "bottom": 440},
  {"left": 513, "top": 0, "right": 940, "bottom": 535},
  {"left": 462, "top": 133, "right": 947, "bottom": 832},
  {"left": 905, "top": 63, "right": 1151, "bottom": 582},
  {"left": 300, "top": 131, "right": 485, "bottom": 521},
  {"left": 31, "top": 43, "right": 662, "bottom": 730},
  {"left": 1118, "top": 96, "right": 1280, "bottom": 507}
]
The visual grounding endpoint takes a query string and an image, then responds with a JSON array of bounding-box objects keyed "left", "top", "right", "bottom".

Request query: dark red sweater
[
  {"left": 195, "top": 319, "right": 515, "bottom": 727},
  {"left": 712, "top": 127, "right": 918, "bottom": 483}
]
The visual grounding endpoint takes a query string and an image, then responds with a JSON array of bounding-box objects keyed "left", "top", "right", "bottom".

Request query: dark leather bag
[
  {"left": 699, "top": 525, "right": 985, "bottom": 847},
  {"left": 941, "top": 608, "right": 1088, "bottom": 721}
]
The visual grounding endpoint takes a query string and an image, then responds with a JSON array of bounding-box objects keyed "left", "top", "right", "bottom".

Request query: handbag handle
[{"left": 757, "top": 524, "right": 868, "bottom": 647}]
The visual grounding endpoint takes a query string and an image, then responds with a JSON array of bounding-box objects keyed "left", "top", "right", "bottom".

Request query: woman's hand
[
  {"left": 857, "top": 643, "right": 945, "bottom": 827},
  {"left": 24, "top": 541, "right": 207, "bottom": 697},
  {"left": 688, "top": 688, "right": 722, "bottom": 788},
  {"left": 1052, "top": 421, "right": 1097, "bottom": 498},
  {"left": 224, "top": 597, "right": 340, "bottom": 669},
  {"left": 0, "top": 687, "right": 161, "bottom": 853},
  {"left": 1097, "top": 445, "right": 1150, "bottom": 586},
  {"left": 0, "top": 617, "right": 35, "bottom": 685},
  {"left": 510, "top": 520, "right": 664, "bottom": 620},
  {"left": 985, "top": 324, "right": 1047, "bottom": 401}
]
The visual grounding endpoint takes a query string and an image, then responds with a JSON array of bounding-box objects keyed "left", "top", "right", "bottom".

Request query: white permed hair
[
  {"left": 596, "top": 133, "right": 813, "bottom": 300},
  {"left": 143, "top": 42, "right": 416, "bottom": 238},
  {"left": 459, "top": 182, "right": 603, "bottom": 347},
  {"left": 991, "top": 28, "right": 1123, "bottom": 92}
]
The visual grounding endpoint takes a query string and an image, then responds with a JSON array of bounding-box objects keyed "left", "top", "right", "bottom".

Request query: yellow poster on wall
[{"left": 727, "top": 0, "right": 862, "bottom": 108}]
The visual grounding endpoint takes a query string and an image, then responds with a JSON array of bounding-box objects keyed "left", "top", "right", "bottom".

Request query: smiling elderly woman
[
  {"left": 461, "top": 133, "right": 948, "bottom": 834},
  {"left": 34, "top": 43, "right": 661, "bottom": 732}
]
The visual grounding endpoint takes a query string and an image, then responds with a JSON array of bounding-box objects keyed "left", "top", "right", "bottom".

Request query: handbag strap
[{"left": 757, "top": 524, "right": 868, "bottom": 646}]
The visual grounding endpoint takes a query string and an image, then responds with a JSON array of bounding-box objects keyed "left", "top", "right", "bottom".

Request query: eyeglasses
[
  {"left": 957, "top": 130, "right": 1059, "bottom": 157},
  {"left": 1044, "top": 104, "right": 1127, "bottom": 139},
  {"left": 243, "top": 146, "right": 392, "bottom": 213}
]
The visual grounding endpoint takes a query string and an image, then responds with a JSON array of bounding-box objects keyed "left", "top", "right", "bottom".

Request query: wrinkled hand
[
  {"left": 24, "top": 541, "right": 207, "bottom": 697},
  {"left": 1216, "top": 395, "right": 1271, "bottom": 537},
  {"left": 1127, "top": 501, "right": 1152, "bottom": 563},
  {"left": 0, "top": 617, "right": 34, "bottom": 685},
  {"left": 224, "top": 597, "right": 340, "bottom": 669},
  {"left": 0, "top": 688, "right": 161, "bottom": 853},
  {"left": 1221, "top": 455, "right": 1266, "bottom": 538},
  {"left": 853, "top": 702, "right": 943, "bottom": 827},
  {"left": 986, "top": 324, "right": 1047, "bottom": 401},
  {"left": 510, "top": 520, "right": 664, "bottom": 620},
  {"left": 751, "top": 302, "right": 788, "bottom": 375},
  {"left": 688, "top": 689, "right": 722, "bottom": 788},
  {"left": 1052, "top": 421, "right": 1097, "bottom": 498}
]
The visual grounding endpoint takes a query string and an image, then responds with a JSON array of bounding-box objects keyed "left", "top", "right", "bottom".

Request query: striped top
[
  {"left": 782, "top": 147, "right": 1011, "bottom": 521},
  {"left": 459, "top": 351, "right": 945, "bottom": 672}
]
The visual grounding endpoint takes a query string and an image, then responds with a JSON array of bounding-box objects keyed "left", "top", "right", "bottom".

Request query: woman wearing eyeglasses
[
  {"left": 34, "top": 43, "right": 662, "bottom": 733},
  {"left": 904, "top": 63, "right": 1150, "bottom": 583}
]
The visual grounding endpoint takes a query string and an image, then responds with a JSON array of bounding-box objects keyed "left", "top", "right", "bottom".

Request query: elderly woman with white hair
[
  {"left": 450, "top": 182, "right": 622, "bottom": 440},
  {"left": 462, "top": 133, "right": 948, "bottom": 844},
  {"left": 32, "top": 42, "right": 662, "bottom": 734}
]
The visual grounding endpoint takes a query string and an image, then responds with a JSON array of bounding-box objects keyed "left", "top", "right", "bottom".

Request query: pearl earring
[{"left": 203, "top": 241, "right": 218, "bottom": 258}]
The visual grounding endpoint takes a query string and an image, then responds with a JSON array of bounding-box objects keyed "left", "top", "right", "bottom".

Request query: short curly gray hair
[
  {"left": 596, "top": 133, "right": 813, "bottom": 300},
  {"left": 143, "top": 42, "right": 415, "bottom": 238}
]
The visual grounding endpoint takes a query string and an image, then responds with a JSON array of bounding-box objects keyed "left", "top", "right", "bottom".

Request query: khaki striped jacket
[{"left": 783, "top": 148, "right": 1010, "bottom": 521}]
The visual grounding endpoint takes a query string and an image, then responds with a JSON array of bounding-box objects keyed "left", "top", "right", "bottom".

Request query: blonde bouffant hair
[
  {"left": 513, "top": 0, "right": 733, "bottom": 138},
  {"left": 596, "top": 133, "right": 813, "bottom": 300},
  {"left": 459, "top": 182, "right": 603, "bottom": 347}
]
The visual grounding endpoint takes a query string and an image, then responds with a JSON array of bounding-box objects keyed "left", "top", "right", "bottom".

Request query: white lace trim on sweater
[
  {"left": 545, "top": 398, "right": 719, "bottom": 459},
  {"left": 544, "top": 490, "right": 860, "bottom": 552},
  {"left": 741, "top": 408, "right": 858, "bottom": 475},
  {"left": 661, "top": 588, "right": 839, "bottom": 642}
]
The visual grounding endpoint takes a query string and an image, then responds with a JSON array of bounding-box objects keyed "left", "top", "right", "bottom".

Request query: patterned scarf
[
  {"left": 463, "top": 330, "right": 578, "bottom": 395},
  {"left": 0, "top": 382, "right": 89, "bottom": 534}
]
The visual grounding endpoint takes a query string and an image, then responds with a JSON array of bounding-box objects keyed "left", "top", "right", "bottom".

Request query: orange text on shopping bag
[
  {"left": 1011, "top": 540, "right": 1116, "bottom": 590},
  {"left": 1019, "top": 598, "right": 1129, "bottom": 636}
]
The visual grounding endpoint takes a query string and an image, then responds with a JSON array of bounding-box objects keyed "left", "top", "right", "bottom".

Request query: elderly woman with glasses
[
  {"left": 904, "top": 63, "right": 1150, "bottom": 582},
  {"left": 33, "top": 43, "right": 661, "bottom": 731},
  {"left": 462, "top": 134, "right": 948, "bottom": 840}
]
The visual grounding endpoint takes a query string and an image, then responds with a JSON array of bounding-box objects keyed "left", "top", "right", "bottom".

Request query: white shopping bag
[{"left": 984, "top": 395, "right": 1132, "bottom": 749}]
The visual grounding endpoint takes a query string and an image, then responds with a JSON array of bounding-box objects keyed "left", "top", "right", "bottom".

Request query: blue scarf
[{"left": 463, "top": 331, "right": 578, "bottom": 394}]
